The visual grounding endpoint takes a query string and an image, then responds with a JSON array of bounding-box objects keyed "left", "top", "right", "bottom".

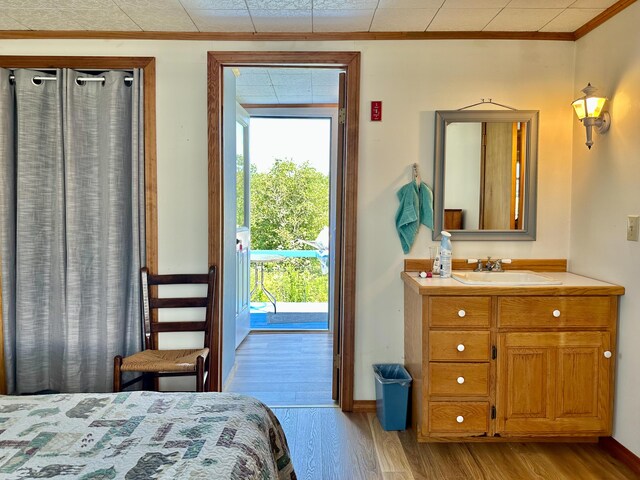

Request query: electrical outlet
[{"left": 627, "top": 215, "right": 639, "bottom": 241}]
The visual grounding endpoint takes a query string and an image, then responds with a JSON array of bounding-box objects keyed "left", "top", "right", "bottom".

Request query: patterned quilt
[{"left": 0, "top": 391, "right": 296, "bottom": 479}]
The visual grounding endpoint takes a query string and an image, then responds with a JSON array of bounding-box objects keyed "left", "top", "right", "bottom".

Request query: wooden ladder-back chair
[{"left": 113, "top": 266, "right": 217, "bottom": 393}]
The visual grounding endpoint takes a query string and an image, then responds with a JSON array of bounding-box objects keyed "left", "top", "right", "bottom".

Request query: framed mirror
[{"left": 433, "top": 110, "right": 539, "bottom": 241}]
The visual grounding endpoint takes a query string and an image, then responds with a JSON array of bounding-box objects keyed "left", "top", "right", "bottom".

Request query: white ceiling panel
[
  {"left": 189, "top": 9, "right": 254, "bottom": 31},
  {"left": 113, "top": 0, "right": 183, "bottom": 8},
  {"left": 251, "top": 9, "right": 312, "bottom": 31},
  {"left": 443, "top": 0, "right": 509, "bottom": 7},
  {"left": 312, "top": 9, "right": 374, "bottom": 32},
  {"left": 371, "top": 8, "right": 437, "bottom": 31},
  {"left": 276, "top": 95, "right": 314, "bottom": 103},
  {"left": 180, "top": 0, "right": 247, "bottom": 8},
  {"left": 0, "top": 13, "right": 27, "bottom": 29},
  {"left": 237, "top": 95, "right": 280, "bottom": 104},
  {"left": 312, "top": 70, "right": 342, "bottom": 86},
  {"left": 120, "top": 7, "right": 198, "bottom": 30},
  {"left": 428, "top": 8, "right": 500, "bottom": 31},
  {"left": 62, "top": 8, "right": 142, "bottom": 30},
  {"left": 312, "top": 85, "right": 339, "bottom": 96},
  {"left": 246, "top": 0, "right": 311, "bottom": 8},
  {"left": 540, "top": 8, "right": 604, "bottom": 31},
  {"left": 0, "top": 0, "right": 626, "bottom": 34},
  {"left": 312, "top": 95, "right": 339, "bottom": 103},
  {"left": 569, "top": 0, "right": 617, "bottom": 7},
  {"left": 484, "top": 7, "right": 562, "bottom": 30},
  {"left": 237, "top": 84, "right": 277, "bottom": 96},
  {"left": 269, "top": 73, "right": 312, "bottom": 86},
  {"left": 507, "top": 0, "right": 574, "bottom": 7},
  {"left": 274, "top": 84, "right": 312, "bottom": 96},
  {"left": 235, "top": 73, "right": 272, "bottom": 85},
  {"left": 3, "top": 8, "right": 85, "bottom": 30},
  {"left": 313, "top": 0, "right": 379, "bottom": 10},
  {"left": 378, "top": 0, "right": 445, "bottom": 8}
]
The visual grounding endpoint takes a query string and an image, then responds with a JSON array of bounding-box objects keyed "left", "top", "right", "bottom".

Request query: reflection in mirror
[{"left": 433, "top": 110, "right": 539, "bottom": 241}]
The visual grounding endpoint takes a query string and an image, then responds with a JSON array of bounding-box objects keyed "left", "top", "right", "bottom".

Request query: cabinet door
[{"left": 496, "top": 332, "right": 612, "bottom": 436}]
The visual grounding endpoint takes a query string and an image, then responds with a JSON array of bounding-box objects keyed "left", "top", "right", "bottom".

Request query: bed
[{"left": 0, "top": 391, "right": 296, "bottom": 479}]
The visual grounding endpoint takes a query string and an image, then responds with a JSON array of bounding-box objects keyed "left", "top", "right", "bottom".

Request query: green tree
[
  {"left": 250, "top": 159, "right": 329, "bottom": 250},
  {"left": 249, "top": 159, "right": 330, "bottom": 303}
]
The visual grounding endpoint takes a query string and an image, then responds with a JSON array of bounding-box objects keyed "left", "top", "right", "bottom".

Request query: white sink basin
[{"left": 452, "top": 270, "right": 562, "bottom": 286}]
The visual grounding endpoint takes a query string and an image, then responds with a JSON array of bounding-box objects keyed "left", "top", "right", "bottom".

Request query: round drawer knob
[
  {"left": 604, "top": 350, "right": 612, "bottom": 359},
  {"left": 457, "top": 344, "right": 465, "bottom": 352},
  {"left": 552, "top": 309, "right": 561, "bottom": 318},
  {"left": 456, "top": 415, "right": 464, "bottom": 423},
  {"left": 457, "top": 376, "right": 465, "bottom": 384},
  {"left": 458, "top": 309, "right": 466, "bottom": 318}
]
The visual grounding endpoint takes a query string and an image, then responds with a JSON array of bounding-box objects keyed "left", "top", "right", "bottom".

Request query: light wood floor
[
  {"left": 273, "top": 408, "right": 638, "bottom": 480},
  {"left": 225, "top": 332, "right": 334, "bottom": 406}
]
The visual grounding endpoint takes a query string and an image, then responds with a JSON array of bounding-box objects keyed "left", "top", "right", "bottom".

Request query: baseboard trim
[
  {"left": 352, "top": 400, "right": 376, "bottom": 413},
  {"left": 599, "top": 436, "right": 640, "bottom": 476}
]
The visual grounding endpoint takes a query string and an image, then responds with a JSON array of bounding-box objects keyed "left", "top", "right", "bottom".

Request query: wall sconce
[{"left": 572, "top": 83, "right": 611, "bottom": 149}]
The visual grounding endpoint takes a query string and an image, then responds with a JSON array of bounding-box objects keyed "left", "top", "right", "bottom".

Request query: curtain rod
[{"left": 8, "top": 74, "right": 134, "bottom": 83}]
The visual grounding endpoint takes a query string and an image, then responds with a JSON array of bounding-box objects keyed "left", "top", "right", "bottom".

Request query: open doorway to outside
[{"left": 208, "top": 52, "right": 360, "bottom": 411}]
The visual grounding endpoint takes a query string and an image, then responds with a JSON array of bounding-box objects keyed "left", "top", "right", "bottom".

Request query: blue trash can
[{"left": 373, "top": 364, "right": 412, "bottom": 431}]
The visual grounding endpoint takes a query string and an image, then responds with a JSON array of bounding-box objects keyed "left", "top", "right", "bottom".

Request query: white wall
[
  {"left": 444, "top": 122, "right": 482, "bottom": 229},
  {"left": 0, "top": 37, "right": 576, "bottom": 402},
  {"left": 571, "top": 1, "right": 640, "bottom": 456}
]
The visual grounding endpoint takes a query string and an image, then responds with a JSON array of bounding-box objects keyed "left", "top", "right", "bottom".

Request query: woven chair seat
[{"left": 120, "top": 348, "right": 209, "bottom": 373}]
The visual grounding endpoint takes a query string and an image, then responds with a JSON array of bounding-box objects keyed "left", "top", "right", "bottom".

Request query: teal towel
[
  {"left": 395, "top": 182, "right": 420, "bottom": 254},
  {"left": 395, "top": 181, "right": 434, "bottom": 254},
  {"left": 419, "top": 182, "right": 434, "bottom": 230}
]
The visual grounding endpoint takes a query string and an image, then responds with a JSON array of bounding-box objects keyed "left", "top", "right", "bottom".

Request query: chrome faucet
[{"left": 467, "top": 257, "right": 512, "bottom": 272}]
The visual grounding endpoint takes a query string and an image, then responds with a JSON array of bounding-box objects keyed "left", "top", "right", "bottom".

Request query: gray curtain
[{"left": 0, "top": 68, "right": 145, "bottom": 394}]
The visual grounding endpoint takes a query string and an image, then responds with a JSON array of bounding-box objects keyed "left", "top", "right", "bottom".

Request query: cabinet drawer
[
  {"left": 429, "top": 402, "right": 488, "bottom": 434},
  {"left": 429, "top": 331, "right": 491, "bottom": 361},
  {"left": 429, "top": 296, "right": 491, "bottom": 328},
  {"left": 498, "top": 296, "right": 612, "bottom": 328},
  {"left": 429, "top": 363, "right": 489, "bottom": 396}
]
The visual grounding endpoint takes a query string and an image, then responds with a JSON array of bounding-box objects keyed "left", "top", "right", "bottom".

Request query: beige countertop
[{"left": 401, "top": 270, "right": 625, "bottom": 296}]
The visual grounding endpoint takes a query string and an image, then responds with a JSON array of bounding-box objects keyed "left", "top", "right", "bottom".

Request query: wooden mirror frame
[{"left": 432, "top": 109, "right": 539, "bottom": 241}]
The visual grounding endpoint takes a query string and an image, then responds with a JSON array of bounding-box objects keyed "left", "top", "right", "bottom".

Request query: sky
[{"left": 247, "top": 117, "right": 331, "bottom": 175}]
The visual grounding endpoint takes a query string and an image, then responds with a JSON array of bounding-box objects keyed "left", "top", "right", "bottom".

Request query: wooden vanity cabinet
[{"left": 403, "top": 280, "right": 622, "bottom": 443}]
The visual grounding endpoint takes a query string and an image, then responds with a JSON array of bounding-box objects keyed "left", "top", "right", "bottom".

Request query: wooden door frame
[
  {"left": 0, "top": 56, "right": 158, "bottom": 394},
  {"left": 207, "top": 51, "right": 360, "bottom": 411}
]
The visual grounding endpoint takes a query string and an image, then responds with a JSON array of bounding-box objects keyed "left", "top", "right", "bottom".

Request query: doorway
[{"left": 207, "top": 52, "right": 360, "bottom": 411}]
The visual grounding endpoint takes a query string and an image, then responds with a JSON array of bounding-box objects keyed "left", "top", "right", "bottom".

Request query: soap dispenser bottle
[{"left": 439, "top": 231, "right": 452, "bottom": 278}]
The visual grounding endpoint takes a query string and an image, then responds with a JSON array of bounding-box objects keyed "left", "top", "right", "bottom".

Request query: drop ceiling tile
[
  {"left": 312, "top": 9, "right": 374, "bottom": 32},
  {"left": 237, "top": 95, "right": 280, "bottom": 104},
  {"left": 246, "top": 0, "right": 311, "bottom": 9},
  {"left": 442, "top": 0, "right": 509, "bottom": 7},
  {"left": 540, "top": 8, "right": 603, "bottom": 31},
  {"left": 236, "top": 67, "right": 272, "bottom": 74},
  {"left": 569, "top": 0, "right": 617, "bottom": 7},
  {"left": 312, "top": 95, "right": 339, "bottom": 103},
  {"left": 427, "top": 8, "right": 500, "bottom": 31},
  {"left": 0, "top": 0, "right": 113, "bottom": 6},
  {"left": 312, "top": 84, "right": 338, "bottom": 96},
  {"left": 189, "top": 9, "right": 254, "bottom": 31},
  {"left": 313, "top": 0, "right": 378, "bottom": 10},
  {"left": 371, "top": 8, "right": 437, "bottom": 31},
  {"left": 267, "top": 67, "right": 310, "bottom": 75},
  {"left": 507, "top": 0, "right": 573, "bottom": 7},
  {"left": 235, "top": 72, "right": 272, "bottom": 86},
  {"left": 0, "top": 13, "right": 27, "bottom": 29},
  {"left": 378, "top": 0, "right": 444, "bottom": 7},
  {"left": 311, "top": 69, "right": 341, "bottom": 85},
  {"left": 3, "top": 9, "right": 85, "bottom": 30},
  {"left": 119, "top": 7, "right": 198, "bottom": 30},
  {"left": 269, "top": 72, "right": 312, "bottom": 86},
  {"left": 62, "top": 8, "right": 142, "bottom": 30},
  {"left": 251, "top": 9, "right": 312, "bottom": 31},
  {"left": 484, "top": 8, "right": 562, "bottom": 30},
  {"left": 276, "top": 95, "right": 313, "bottom": 103},
  {"left": 273, "top": 84, "right": 312, "bottom": 96},
  {"left": 181, "top": 0, "right": 246, "bottom": 8},
  {"left": 113, "top": 0, "right": 183, "bottom": 8},
  {"left": 237, "top": 85, "right": 277, "bottom": 96}
]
